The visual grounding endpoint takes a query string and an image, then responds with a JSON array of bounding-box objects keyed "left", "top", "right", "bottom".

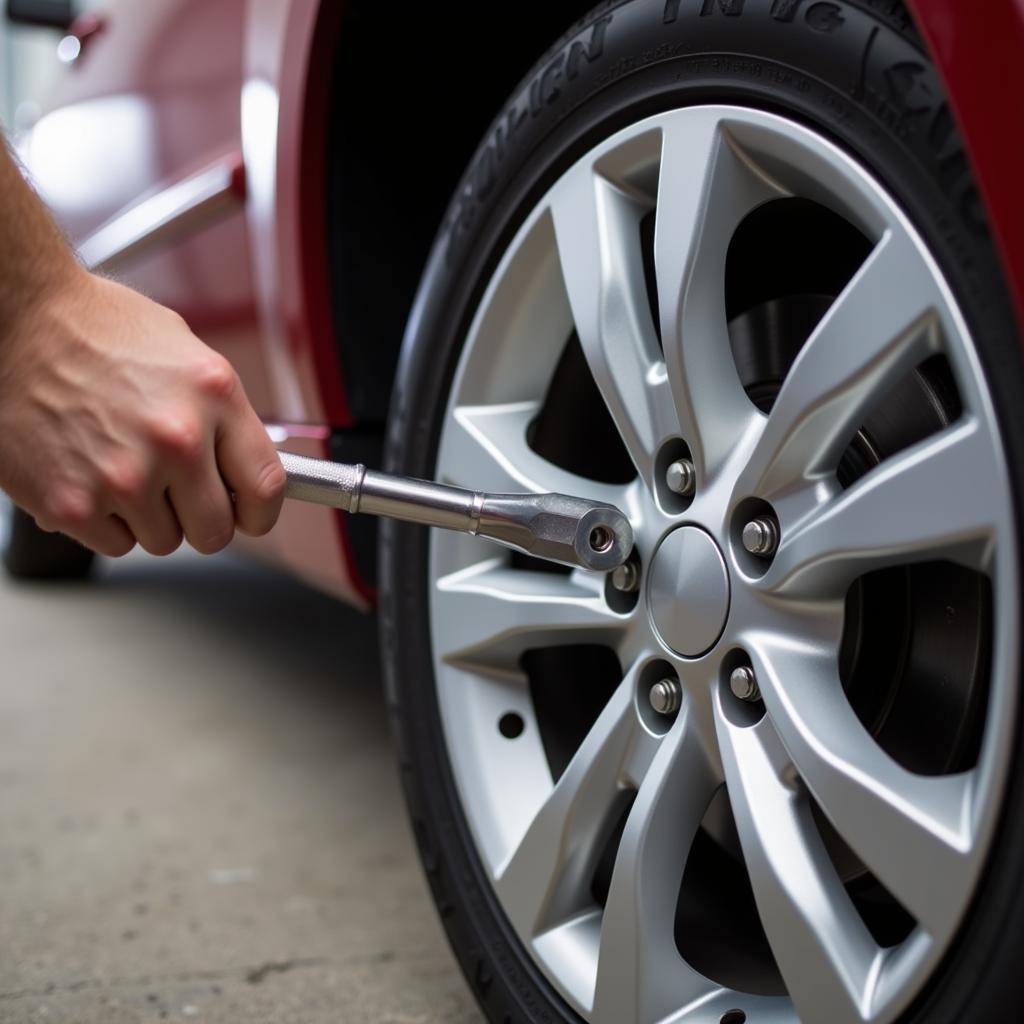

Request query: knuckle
[
  {"left": 235, "top": 458, "right": 285, "bottom": 536},
  {"left": 152, "top": 415, "right": 204, "bottom": 462},
  {"left": 102, "top": 458, "right": 146, "bottom": 503},
  {"left": 165, "top": 308, "right": 189, "bottom": 332},
  {"left": 42, "top": 487, "right": 93, "bottom": 531},
  {"left": 31, "top": 505, "right": 58, "bottom": 533},
  {"left": 255, "top": 458, "right": 287, "bottom": 505},
  {"left": 194, "top": 354, "right": 237, "bottom": 401}
]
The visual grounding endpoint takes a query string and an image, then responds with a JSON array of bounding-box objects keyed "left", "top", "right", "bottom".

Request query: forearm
[{"left": 0, "top": 137, "right": 82, "bottom": 338}]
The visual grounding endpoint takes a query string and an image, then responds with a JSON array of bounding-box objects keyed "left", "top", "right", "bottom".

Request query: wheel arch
[
  {"left": 319, "top": 1, "right": 601, "bottom": 429},
  {"left": 303, "top": 1, "right": 600, "bottom": 587}
]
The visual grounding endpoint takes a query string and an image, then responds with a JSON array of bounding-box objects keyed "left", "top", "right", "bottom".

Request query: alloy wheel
[{"left": 427, "top": 106, "right": 1018, "bottom": 1024}]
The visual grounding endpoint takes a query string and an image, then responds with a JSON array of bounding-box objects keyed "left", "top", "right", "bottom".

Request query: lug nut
[
  {"left": 665, "top": 458, "right": 695, "bottom": 497},
  {"left": 611, "top": 561, "right": 640, "bottom": 593},
  {"left": 649, "top": 678, "right": 681, "bottom": 716},
  {"left": 729, "top": 665, "right": 761, "bottom": 703},
  {"left": 742, "top": 516, "right": 779, "bottom": 557}
]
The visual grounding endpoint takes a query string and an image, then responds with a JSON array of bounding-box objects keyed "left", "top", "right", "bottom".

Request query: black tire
[
  {"left": 2, "top": 504, "right": 95, "bottom": 580},
  {"left": 380, "top": 2, "right": 1024, "bottom": 1022}
]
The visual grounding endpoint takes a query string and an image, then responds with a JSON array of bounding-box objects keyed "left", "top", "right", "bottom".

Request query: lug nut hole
[
  {"left": 720, "top": 1011, "right": 746, "bottom": 1024},
  {"left": 498, "top": 713, "right": 525, "bottom": 739},
  {"left": 589, "top": 525, "right": 613, "bottom": 553}
]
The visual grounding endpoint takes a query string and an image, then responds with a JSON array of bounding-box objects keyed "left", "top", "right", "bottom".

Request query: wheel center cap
[{"left": 647, "top": 526, "right": 730, "bottom": 657}]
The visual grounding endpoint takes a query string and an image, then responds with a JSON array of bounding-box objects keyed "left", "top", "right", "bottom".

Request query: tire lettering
[
  {"left": 805, "top": 2, "right": 844, "bottom": 32},
  {"left": 472, "top": 145, "right": 497, "bottom": 201},
  {"left": 700, "top": 0, "right": 747, "bottom": 15},
  {"left": 505, "top": 100, "right": 529, "bottom": 146},
  {"left": 769, "top": 0, "right": 806, "bottom": 21},
  {"left": 444, "top": 14, "right": 613, "bottom": 265},
  {"left": 567, "top": 14, "right": 612, "bottom": 78},
  {"left": 529, "top": 76, "right": 543, "bottom": 117},
  {"left": 885, "top": 61, "right": 933, "bottom": 114},
  {"left": 540, "top": 56, "right": 565, "bottom": 104}
]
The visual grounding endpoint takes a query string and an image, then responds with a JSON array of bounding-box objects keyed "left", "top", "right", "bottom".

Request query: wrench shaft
[{"left": 279, "top": 451, "right": 632, "bottom": 572}]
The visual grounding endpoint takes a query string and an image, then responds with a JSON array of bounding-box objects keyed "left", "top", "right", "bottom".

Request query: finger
[
  {"left": 95, "top": 514, "right": 138, "bottom": 557},
  {"left": 119, "top": 487, "right": 183, "bottom": 556},
  {"left": 167, "top": 456, "right": 235, "bottom": 554},
  {"left": 60, "top": 514, "right": 136, "bottom": 558},
  {"left": 34, "top": 484, "right": 136, "bottom": 556},
  {"left": 214, "top": 408, "right": 286, "bottom": 536}
]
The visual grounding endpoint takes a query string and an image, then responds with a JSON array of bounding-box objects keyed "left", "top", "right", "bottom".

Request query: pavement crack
[{"left": 245, "top": 958, "right": 325, "bottom": 985}]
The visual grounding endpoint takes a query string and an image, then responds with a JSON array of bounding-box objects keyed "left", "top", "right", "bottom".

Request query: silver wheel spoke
[
  {"left": 551, "top": 173, "right": 675, "bottom": 487},
  {"left": 495, "top": 674, "right": 653, "bottom": 942},
  {"left": 435, "top": 559, "right": 624, "bottom": 671},
  {"left": 715, "top": 710, "right": 882, "bottom": 1024},
  {"left": 591, "top": 706, "right": 721, "bottom": 1024},
  {"left": 655, "top": 113, "right": 782, "bottom": 482},
  {"left": 444, "top": 401, "right": 626, "bottom": 507},
  {"left": 741, "top": 231, "right": 941, "bottom": 498},
  {"left": 764, "top": 419, "right": 997, "bottom": 599},
  {"left": 747, "top": 634, "right": 975, "bottom": 936}
]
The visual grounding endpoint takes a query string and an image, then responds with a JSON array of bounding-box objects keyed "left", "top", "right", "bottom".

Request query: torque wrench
[{"left": 279, "top": 451, "right": 633, "bottom": 573}]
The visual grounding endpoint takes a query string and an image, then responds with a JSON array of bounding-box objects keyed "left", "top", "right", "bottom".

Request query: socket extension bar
[{"left": 279, "top": 451, "right": 633, "bottom": 573}]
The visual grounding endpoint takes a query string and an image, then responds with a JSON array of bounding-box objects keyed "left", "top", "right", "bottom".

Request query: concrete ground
[{"left": 0, "top": 547, "right": 482, "bottom": 1024}]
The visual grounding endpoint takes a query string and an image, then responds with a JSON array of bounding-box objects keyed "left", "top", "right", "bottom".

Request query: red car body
[{"left": 19, "top": 0, "right": 1024, "bottom": 606}]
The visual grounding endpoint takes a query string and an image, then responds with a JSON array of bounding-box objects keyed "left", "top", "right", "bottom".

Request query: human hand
[{"left": 0, "top": 268, "right": 286, "bottom": 556}]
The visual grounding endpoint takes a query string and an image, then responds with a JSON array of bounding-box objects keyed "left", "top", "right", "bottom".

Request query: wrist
[{"left": 0, "top": 260, "right": 92, "bottom": 348}]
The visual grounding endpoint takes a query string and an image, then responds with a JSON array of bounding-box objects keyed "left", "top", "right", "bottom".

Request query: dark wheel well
[{"left": 324, "top": 1, "right": 597, "bottom": 428}]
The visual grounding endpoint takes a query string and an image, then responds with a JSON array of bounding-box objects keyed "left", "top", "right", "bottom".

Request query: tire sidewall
[{"left": 380, "top": 3, "right": 1024, "bottom": 1021}]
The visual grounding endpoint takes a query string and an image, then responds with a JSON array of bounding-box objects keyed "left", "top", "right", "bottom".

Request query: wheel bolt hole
[
  {"left": 720, "top": 1011, "right": 746, "bottom": 1024},
  {"left": 498, "top": 713, "right": 524, "bottom": 739}
]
